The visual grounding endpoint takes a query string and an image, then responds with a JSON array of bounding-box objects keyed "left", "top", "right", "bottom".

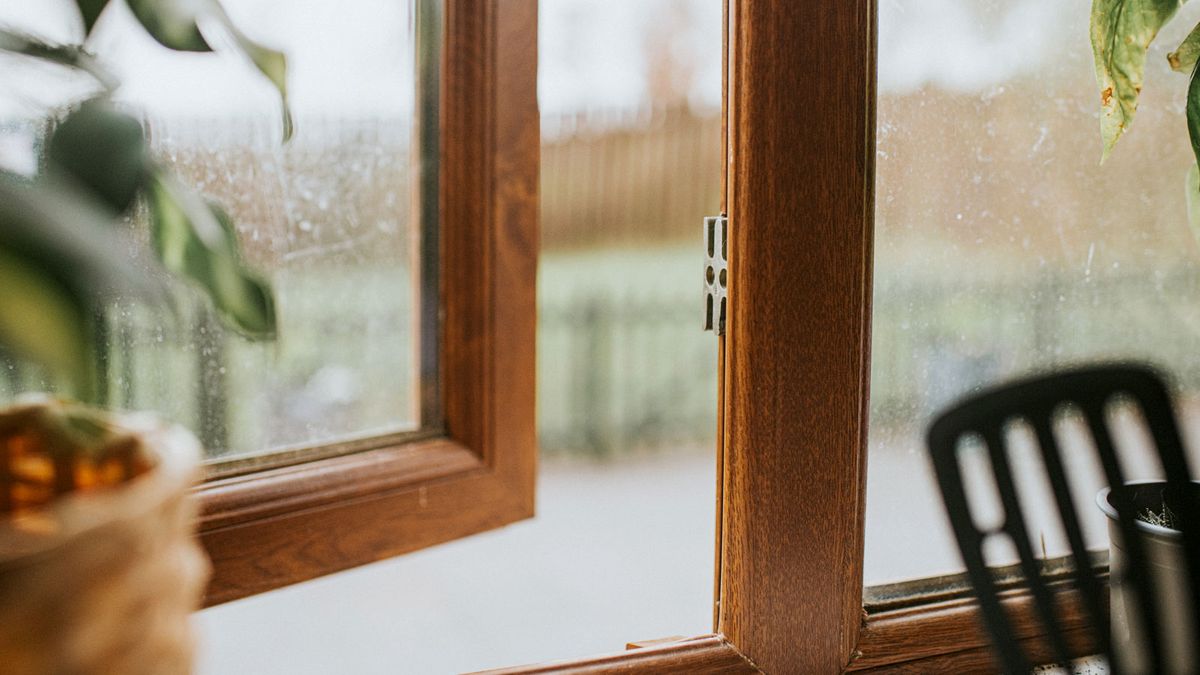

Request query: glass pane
[
  {"left": 198, "top": 1, "right": 722, "bottom": 672},
  {"left": 868, "top": 0, "right": 1200, "bottom": 586},
  {"left": 0, "top": 0, "right": 429, "bottom": 465}
]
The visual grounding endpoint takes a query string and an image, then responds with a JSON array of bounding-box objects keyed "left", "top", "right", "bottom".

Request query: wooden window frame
[
  {"left": 196, "top": 0, "right": 539, "bottom": 606},
  {"left": 484, "top": 1, "right": 1103, "bottom": 672},
  {"left": 188, "top": 0, "right": 1103, "bottom": 667}
]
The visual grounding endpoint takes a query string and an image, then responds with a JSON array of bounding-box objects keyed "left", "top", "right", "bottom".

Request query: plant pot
[
  {"left": 0, "top": 399, "right": 209, "bottom": 675},
  {"left": 1097, "top": 480, "right": 1200, "bottom": 674}
]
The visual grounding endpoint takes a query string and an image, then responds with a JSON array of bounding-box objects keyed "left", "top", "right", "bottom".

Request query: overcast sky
[
  {"left": 0, "top": 0, "right": 1085, "bottom": 171},
  {"left": 0, "top": 0, "right": 1105, "bottom": 123}
]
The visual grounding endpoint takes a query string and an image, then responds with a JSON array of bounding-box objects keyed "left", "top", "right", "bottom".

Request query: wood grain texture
[
  {"left": 849, "top": 583, "right": 1105, "bottom": 671},
  {"left": 471, "top": 635, "right": 761, "bottom": 675},
  {"left": 851, "top": 630, "right": 1097, "bottom": 674},
  {"left": 718, "top": 0, "right": 876, "bottom": 672},
  {"left": 198, "top": 0, "right": 538, "bottom": 606}
]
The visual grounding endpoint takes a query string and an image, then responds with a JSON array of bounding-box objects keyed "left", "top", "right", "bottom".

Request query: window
[
  {"left": 198, "top": 0, "right": 1066, "bottom": 669},
  {"left": 474, "top": 0, "right": 1105, "bottom": 671},
  {"left": 194, "top": 0, "right": 539, "bottom": 605},
  {"left": 6, "top": 0, "right": 1104, "bottom": 670},
  {"left": 94, "top": 0, "right": 434, "bottom": 473},
  {"left": 1, "top": 0, "right": 536, "bottom": 624},
  {"left": 866, "top": 0, "right": 1200, "bottom": 587}
]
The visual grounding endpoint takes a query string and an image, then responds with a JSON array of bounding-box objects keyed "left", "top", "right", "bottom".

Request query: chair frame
[{"left": 927, "top": 364, "right": 1200, "bottom": 673}]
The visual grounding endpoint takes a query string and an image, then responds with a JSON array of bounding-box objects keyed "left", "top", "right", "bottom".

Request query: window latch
[{"left": 703, "top": 214, "right": 727, "bottom": 335}]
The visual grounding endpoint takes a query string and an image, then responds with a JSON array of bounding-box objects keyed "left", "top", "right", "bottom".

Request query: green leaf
[
  {"left": 123, "top": 0, "right": 292, "bottom": 141},
  {"left": 0, "top": 28, "right": 117, "bottom": 89},
  {"left": 46, "top": 99, "right": 151, "bottom": 215},
  {"left": 1185, "top": 65, "right": 1200, "bottom": 247},
  {"left": 1185, "top": 163, "right": 1200, "bottom": 242},
  {"left": 1090, "top": 0, "right": 1184, "bottom": 162},
  {"left": 222, "top": 20, "right": 293, "bottom": 141},
  {"left": 124, "top": 0, "right": 212, "bottom": 52},
  {"left": 0, "top": 173, "right": 163, "bottom": 400},
  {"left": 1188, "top": 49, "right": 1200, "bottom": 167},
  {"left": 0, "top": 247, "right": 93, "bottom": 401},
  {"left": 1168, "top": 20, "right": 1200, "bottom": 72},
  {"left": 75, "top": 0, "right": 112, "bottom": 36},
  {"left": 146, "top": 173, "right": 276, "bottom": 338}
]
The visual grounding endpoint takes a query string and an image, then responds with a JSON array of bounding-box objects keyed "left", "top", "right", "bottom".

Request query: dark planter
[{"left": 1097, "top": 480, "right": 1199, "bottom": 673}]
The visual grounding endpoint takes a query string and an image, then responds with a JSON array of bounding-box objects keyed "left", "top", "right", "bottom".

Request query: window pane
[
  {"left": 868, "top": 0, "right": 1200, "bottom": 586},
  {"left": 198, "top": 1, "right": 722, "bottom": 671},
  {"left": 0, "top": 0, "right": 429, "bottom": 465}
]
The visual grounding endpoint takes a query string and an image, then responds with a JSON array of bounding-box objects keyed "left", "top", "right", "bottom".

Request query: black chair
[{"left": 926, "top": 364, "right": 1200, "bottom": 673}]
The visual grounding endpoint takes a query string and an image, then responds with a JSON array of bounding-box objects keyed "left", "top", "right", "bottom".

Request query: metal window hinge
[{"left": 703, "top": 214, "right": 727, "bottom": 335}]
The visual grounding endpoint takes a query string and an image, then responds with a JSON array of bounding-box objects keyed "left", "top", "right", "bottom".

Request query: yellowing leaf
[
  {"left": 1090, "top": 0, "right": 1184, "bottom": 162},
  {"left": 1168, "top": 20, "right": 1200, "bottom": 72}
]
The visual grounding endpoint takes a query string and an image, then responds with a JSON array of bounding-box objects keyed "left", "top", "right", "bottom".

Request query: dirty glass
[
  {"left": 867, "top": 0, "right": 1200, "bottom": 586},
  {"left": 0, "top": 0, "right": 429, "bottom": 465},
  {"left": 198, "top": 1, "right": 723, "bottom": 672}
]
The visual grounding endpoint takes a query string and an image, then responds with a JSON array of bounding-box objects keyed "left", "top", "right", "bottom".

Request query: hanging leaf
[
  {"left": 1188, "top": 47, "right": 1200, "bottom": 167},
  {"left": 1090, "top": 0, "right": 1184, "bottom": 162},
  {"left": 123, "top": 0, "right": 292, "bottom": 141},
  {"left": 1185, "top": 163, "right": 1200, "bottom": 241},
  {"left": 1183, "top": 60, "right": 1200, "bottom": 246},
  {"left": 219, "top": 17, "right": 293, "bottom": 141},
  {"left": 124, "top": 0, "right": 211, "bottom": 52},
  {"left": 46, "top": 99, "right": 150, "bottom": 215},
  {"left": 0, "top": 28, "right": 116, "bottom": 89},
  {"left": 146, "top": 174, "right": 276, "bottom": 338},
  {"left": 1168, "top": 20, "right": 1200, "bottom": 72},
  {"left": 74, "top": 0, "right": 112, "bottom": 37}
]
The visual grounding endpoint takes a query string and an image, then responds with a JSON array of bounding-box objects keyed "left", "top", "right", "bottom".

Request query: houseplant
[
  {"left": 1091, "top": 0, "right": 1200, "bottom": 230},
  {"left": 1091, "top": 2, "right": 1200, "bottom": 670},
  {"left": 0, "top": 0, "right": 289, "bottom": 671},
  {"left": 1097, "top": 481, "right": 1200, "bottom": 672}
]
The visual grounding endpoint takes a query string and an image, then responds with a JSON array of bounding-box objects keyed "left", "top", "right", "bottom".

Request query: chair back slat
[
  {"left": 927, "top": 364, "right": 1199, "bottom": 673},
  {"left": 930, "top": 433, "right": 1032, "bottom": 674},
  {"left": 1029, "top": 415, "right": 1110, "bottom": 657},
  {"left": 980, "top": 424, "right": 1075, "bottom": 667},
  {"left": 1080, "top": 401, "right": 1166, "bottom": 672}
]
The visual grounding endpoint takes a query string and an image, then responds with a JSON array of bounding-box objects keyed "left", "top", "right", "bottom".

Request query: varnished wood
[
  {"left": 198, "top": 0, "right": 538, "bottom": 605},
  {"left": 484, "top": 1, "right": 1111, "bottom": 672},
  {"left": 851, "top": 631, "right": 1095, "bottom": 675},
  {"left": 712, "top": 0, "right": 730, "bottom": 633},
  {"left": 199, "top": 438, "right": 476, "bottom": 531},
  {"left": 471, "top": 635, "right": 760, "bottom": 675},
  {"left": 717, "top": 0, "right": 876, "bottom": 673},
  {"left": 850, "top": 582, "right": 1105, "bottom": 671}
]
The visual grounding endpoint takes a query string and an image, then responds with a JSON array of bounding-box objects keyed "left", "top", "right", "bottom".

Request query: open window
[
  {"left": 53, "top": 0, "right": 1145, "bottom": 669},
  {"left": 184, "top": 0, "right": 539, "bottom": 605},
  {"left": 483, "top": 0, "right": 1129, "bottom": 671}
]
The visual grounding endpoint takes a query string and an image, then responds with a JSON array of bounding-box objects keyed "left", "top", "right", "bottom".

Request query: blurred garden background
[{"left": 8, "top": 0, "right": 1200, "bottom": 672}]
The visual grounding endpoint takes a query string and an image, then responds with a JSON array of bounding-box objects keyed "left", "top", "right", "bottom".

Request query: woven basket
[{"left": 0, "top": 399, "right": 209, "bottom": 675}]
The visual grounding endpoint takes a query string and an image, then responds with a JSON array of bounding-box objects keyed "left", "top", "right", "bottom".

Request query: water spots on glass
[{"left": 866, "top": 0, "right": 1200, "bottom": 585}]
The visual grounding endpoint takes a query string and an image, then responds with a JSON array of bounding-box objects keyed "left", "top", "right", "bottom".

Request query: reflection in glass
[{"left": 868, "top": 0, "right": 1200, "bottom": 585}]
